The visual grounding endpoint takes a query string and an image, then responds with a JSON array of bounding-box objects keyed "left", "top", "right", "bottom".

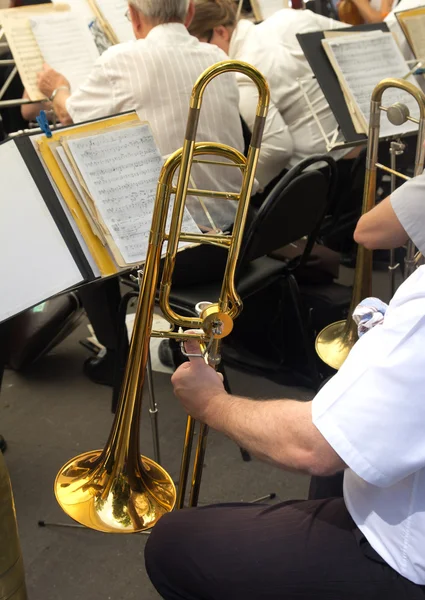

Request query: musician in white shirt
[
  {"left": 189, "top": 2, "right": 353, "bottom": 170},
  {"left": 32, "top": 0, "right": 253, "bottom": 385},
  {"left": 32, "top": 0, "right": 247, "bottom": 232},
  {"left": 145, "top": 174, "right": 425, "bottom": 598}
]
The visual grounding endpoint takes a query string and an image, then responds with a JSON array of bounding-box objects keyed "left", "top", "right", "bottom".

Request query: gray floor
[{"left": 2, "top": 320, "right": 312, "bottom": 600}]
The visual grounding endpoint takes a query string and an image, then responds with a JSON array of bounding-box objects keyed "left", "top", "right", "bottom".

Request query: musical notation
[
  {"left": 323, "top": 32, "right": 420, "bottom": 137},
  {"left": 67, "top": 124, "right": 199, "bottom": 265},
  {"left": 30, "top": 12, "right": 100, "bottom": 93},
  {"left": 1, "top": 13, "right": 44, "bottom": 101}
]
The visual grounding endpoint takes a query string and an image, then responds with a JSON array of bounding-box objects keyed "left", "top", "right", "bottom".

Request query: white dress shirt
[
  {"left": 229, "top": 11, "right": 350, "bottom": 170},
  {"left": 66, "top": 23, "right": 246, "bottom": 230},
  {"left": 313, "top": 265, "right": 425, "bottom": 585}
]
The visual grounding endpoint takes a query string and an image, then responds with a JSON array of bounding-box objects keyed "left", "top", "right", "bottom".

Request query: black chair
[{"left": 166, "top": 155, "right": 339, "bottom": 389}]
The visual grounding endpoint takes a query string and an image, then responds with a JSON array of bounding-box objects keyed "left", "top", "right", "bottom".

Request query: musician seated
[
  {"left": 22, "top": 0, "right": 257, "bottom": 385},
  {"left": 354, "top": 169, "right": 425, "bottom": 250},
  {"left": 145, "top": 175, "right": 425, "bottom": 599},
  {"left": 188, "top": 1, "right": 359, "bottom": 178}
]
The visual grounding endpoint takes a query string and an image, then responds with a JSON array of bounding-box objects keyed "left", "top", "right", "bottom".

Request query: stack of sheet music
[
  {"left": 36, "top": 112, "right": 200, "bottom": 273},
  {"left": 0, "top": 112, "right": 201, "bottom": 323},
  {"left": 0, "top": 0, "right": 135, "bottom": 101},
  {"left": 396, "top": 6, "right": 425, "bottom": 63},
  {"left": 0, "top": 3, "right": 100, "bottom": 101},
  {"left": 321, "top": 29, "right": 421, "bottom": 136}
]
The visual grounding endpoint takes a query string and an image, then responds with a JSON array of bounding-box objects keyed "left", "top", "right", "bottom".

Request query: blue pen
[{"left": 36, "top": 110, "right": 52, "bottom": 138}]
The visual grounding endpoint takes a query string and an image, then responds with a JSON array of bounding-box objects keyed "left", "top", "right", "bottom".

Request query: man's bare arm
[
  {"left": 354, "top": 195, "right": 409, "bottom": 249},
  {"left": 171, "top": 341, "right": 346, "bottom": 477}
]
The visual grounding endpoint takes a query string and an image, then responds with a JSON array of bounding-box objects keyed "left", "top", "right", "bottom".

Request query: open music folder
[
  {"left": 0, "top": 3, "right": 100, "bottom": 101},
  {"left": 0, "top": 112, "right": 200, "bottom": 324},
  {"left": 396, "top": 6, "right": 425, "bottom": 61}
]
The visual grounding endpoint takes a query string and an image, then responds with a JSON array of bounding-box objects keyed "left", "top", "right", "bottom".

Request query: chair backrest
[{"left": 238, "top": 155, "right": 338, "bottom": 268}]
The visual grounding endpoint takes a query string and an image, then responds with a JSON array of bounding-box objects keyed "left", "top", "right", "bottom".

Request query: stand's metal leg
[
  {"left": 249, "top": 493, "right": 276, "bottom": 504},
  {"left": 0, "top": 66, "right": 17, "bottom": 101},
  {"left": 176, "top": 416, "right": 196, "bottom": 509},
  {"left": 189, "top": 423, "right": 210, "bottom": 507},
  {"left": 388, "top": 141, "right": 405, "bottom": 296},
  {"left": 146, "top": 349, "right": 161, "bottom": 465}
]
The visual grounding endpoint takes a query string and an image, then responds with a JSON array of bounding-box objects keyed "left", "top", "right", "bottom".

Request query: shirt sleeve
[
  {"left": 313, "top": 269, "right": 425, "bottom": 488},
  {"left": 391, "top": 171, "right": 425, "bottom": 256},
  {"left": 237, "top": 75, "right": 293, "bottom": 188},
  {"left": 66, "top": 57, "right": 115, "bottom": 123}
]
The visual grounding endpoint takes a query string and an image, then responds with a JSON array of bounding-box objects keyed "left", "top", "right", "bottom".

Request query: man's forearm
[{"left": 206, "top": 395, "right": 323, "bottom": 474}]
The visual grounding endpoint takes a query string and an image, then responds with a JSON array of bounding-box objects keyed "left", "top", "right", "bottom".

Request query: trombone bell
[
  {"left": 55, "top": 451, "right": 175, "bottom": 533},
  {"left": 315, "top": 320, "right": 358, "bottom": 371}
]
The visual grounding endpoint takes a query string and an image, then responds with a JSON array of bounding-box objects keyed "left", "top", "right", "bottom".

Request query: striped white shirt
[{"left": 66, "top": 23, "right": 246, "bottom": 230}]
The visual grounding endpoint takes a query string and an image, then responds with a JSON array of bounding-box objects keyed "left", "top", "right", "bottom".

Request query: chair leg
[
  {"left": 286, "top": 276, "right": 322, "bottom": 390},
  {"left": 218, "top": 360, "right": 252, "bottom": 462}
]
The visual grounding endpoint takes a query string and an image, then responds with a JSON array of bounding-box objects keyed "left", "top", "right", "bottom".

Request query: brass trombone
[
  {"left": 54, "top": 60, "right": 270, "bottom": 533},
  {"left": 316, "top": 78, "right": 425, "bottom": 371}
]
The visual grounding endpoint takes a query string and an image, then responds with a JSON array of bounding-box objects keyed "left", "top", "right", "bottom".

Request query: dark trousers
[
  {"left": 80, "top": 243, "right": 229, "bottom": 351},
  {"left": 145, "top": 477, "right": 425, "bottom": 600}
]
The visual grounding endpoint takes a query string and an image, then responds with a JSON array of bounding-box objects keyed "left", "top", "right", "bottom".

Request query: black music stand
[{"left": 296, "top": 22, "right": 390, "bottom": 145}]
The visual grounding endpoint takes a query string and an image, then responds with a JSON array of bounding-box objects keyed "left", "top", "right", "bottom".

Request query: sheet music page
[
  {"left": 1, "top": 11, "right": 45, "bottom": 100},
  {"left": 92, "top": 0, "right": 134, "bottom": 43},
  {"left": 30, "top": 12, "right": 100, "bottom": 93},
  {"left": 401, "top": 14, "right": 425, "bottom": 60},
  {"left": 66, "top": 124, "right": 200, "bottom": 265},
  {"left": 256, "top": 0, "right": 286, "bottom": 19},
  {"left": 51, "top": 0, "right": 94, "bottom": 24},
  {"left": 0, "top": 141, "right": 83, "bottom": 322},
  {"left": 323, "top": 32, "right": 420, "bottom": 137}
]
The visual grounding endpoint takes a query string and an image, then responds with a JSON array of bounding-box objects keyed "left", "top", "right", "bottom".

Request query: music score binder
[
  {"left": 297, "top": 22, "right": 389, "bottom": 143},
  {"left": 0, "top": 111, "right": 201, "bottom": 325},
  {"left": 0, "top": 113, "right": 140, "bottom": 324},
  {"left": 0, "top": 135, "right": 93, "bottom": 324}
]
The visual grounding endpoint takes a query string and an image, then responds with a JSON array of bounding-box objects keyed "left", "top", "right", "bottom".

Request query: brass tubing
[
  {"left": 188, "top": 423, "right": 210, "bottom": 508},
  {"left": 175, "top": 416, "right": 196, "bottom": 510},
  {"left": 0, "top": 452, "right": 27, "bottom": 600},
  {"left": 316, "top": 78, "right": 425, "bottom": 370},
  {"left": 54, "top": 60, "right": 270, "bottom": 531}
]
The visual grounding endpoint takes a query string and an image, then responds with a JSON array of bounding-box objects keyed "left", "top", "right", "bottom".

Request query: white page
[
  {"left": 402, "top": 14, "right": 425, "bottom": 59},
  {"left": 324, "top": 31, "right": 420, "bottom": 137},
  {"left": 0, "top": 141, "right": 83, "bottom": 323},
  {"left": 67, "top": 124, "right": 200, "bottom": 264},
  {"left": 1, "top": 12, "right": 45, "bottom": 101},
  {"left": 30, "top": 12, "right": 100, "bottom": 93},
  {"left": 56, "top": 145, "right": 89, "bottom": 206},
  {"left": 51, "top": 0, "right": 95, "bottom": 24},
  {"left": 257, "top": 0, "right": 287, "bottom": 19},
  {"left": 94, "top": 0, "right": 135, "bottom": 42}
]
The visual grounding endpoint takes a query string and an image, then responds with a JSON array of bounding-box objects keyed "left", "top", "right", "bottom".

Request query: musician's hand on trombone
[{"left": 171, "top": 337, "right": 227, "bottom": 423}]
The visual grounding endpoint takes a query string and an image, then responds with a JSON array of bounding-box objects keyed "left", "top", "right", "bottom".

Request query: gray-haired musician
[
  {"left": 29, "top": 0, "right": 248, "bottom": 232},
  {"left": 25, "top": 0, "right": 260, "bottom": 385},
  {"left": 145, "top": 176, "right": 425, "bottom": 598}
]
